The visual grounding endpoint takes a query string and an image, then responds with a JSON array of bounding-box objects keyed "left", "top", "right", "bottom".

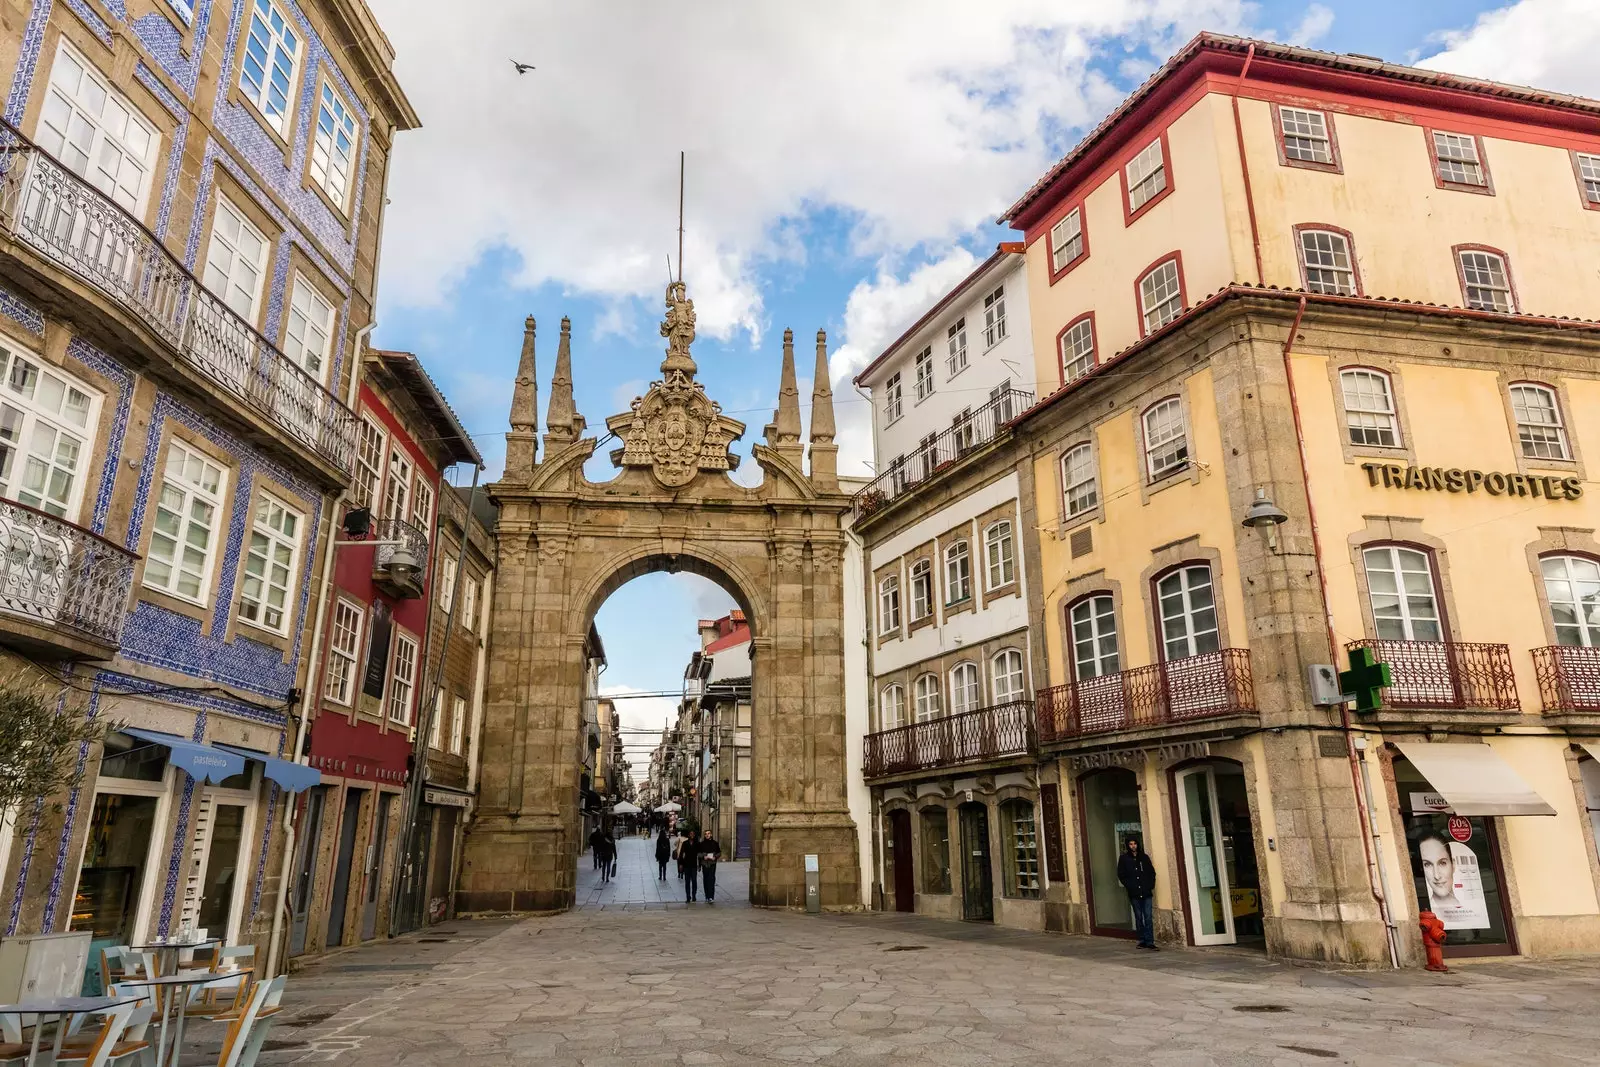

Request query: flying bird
[{"left": 511, "top": 59, "right": 535, "bottom": 74}]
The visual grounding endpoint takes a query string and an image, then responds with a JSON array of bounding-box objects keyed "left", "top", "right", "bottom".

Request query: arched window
[
  {"left": 913, "top": 674, "right": 942, "bottom": 722},
  {"left": 949, "top": 662, "right": 980, "bottom": 715},
  {"left": 1058, "top": 316, "right": 1094, "bottom": 384},
  {"left": 1297, "top": 227, "right": 1358, "bottom": 295},
  {"left": 1062, "top": 443, "right": 1097, "bottom": 518},
  {"left": 991, "top": 649, "right": 1025, "bottom": 703},
  {"left": 1362, "top": 545, "right": 1443, "bottom": 641},
  {"left": 1142, "top": 397, "right": 1188, "bottom": 481},
  {"left": 880, "top": 684, "right": 906, "bottom": 730},
  {"left": 909, "top": 560, "right": 933, "bottom": 620},
  {"left": 1156, "top": 564, "right": 1220, "bottom": 660},
  {"left": 1456, "top": 247, "right": 1515, "bottom": 312},
  {"left": 1138, "top": 257, "right": 1184, "bottom": 334},
  {"left": 1510, "top": 383, "right": 1569, "bottom": 461},
  {"left": 878, "top": 574, "right": 900, "bottom": 635},
  {"left": 945, "top": 540, "right": 971, "bottom": 604},
  {"left": 1069, "top": 595, "right": 1119, "bottom": 679},
  {"left": 1000, "top": 799, "right": 1042, "bottom": 900},
  {"left": 1541, "top": 555, "right": 1600, "bottom": 647},
  {"left": 985, "top": 522, "right": 1015, "bottom": 589},
  {"left": 1340, "top": 368, "right": 1399, "bottom": 447}
]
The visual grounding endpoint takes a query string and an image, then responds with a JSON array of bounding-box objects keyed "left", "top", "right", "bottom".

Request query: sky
[{"left": 365, "top": 0, "right": 1600, "bottom": 780}]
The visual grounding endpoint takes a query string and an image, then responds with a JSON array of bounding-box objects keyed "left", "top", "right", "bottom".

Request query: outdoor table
[
  {"left": 0, "top": 993, "right": 141, "bottom": 1066},
  {"left": 119, "top": 971, "right": 233, "bottom": 1067},
  {"left": 128, "top": 936, "right": 223, "bottom": 977}
]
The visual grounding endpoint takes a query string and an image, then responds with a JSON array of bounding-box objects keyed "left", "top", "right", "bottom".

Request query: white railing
[{"left": 0, "top": 497, "right": 136, "bottom": 646}]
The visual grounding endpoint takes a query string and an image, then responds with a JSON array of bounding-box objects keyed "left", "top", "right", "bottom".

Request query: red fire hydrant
[{"left": 1419, "top": 910, "right": 1449, "bottom": 973}]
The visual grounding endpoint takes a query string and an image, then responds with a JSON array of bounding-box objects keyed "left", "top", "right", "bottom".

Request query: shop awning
[
  {"left": 217, "top": 744, "right": 321, "bottom": 793},
  {"left": 1394, "top": 742, "right": 1556, "bottom": 816},
  {"left": 122, "top": 728, "right": 244, "bottom": 785},
  {"left": 1580, "top": 742, "right": 1600, "bottom": 767}
]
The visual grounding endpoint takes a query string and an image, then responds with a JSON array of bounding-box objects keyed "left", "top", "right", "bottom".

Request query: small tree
[{"left": 0, "top": 683, "right": 118, "bottom": 817}]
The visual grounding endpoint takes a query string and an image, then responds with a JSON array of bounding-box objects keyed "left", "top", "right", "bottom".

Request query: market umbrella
[
  {"left": 611, "top": 801, "right": 642, "bottom": 814},
  {"left": 654, "top": 801, "right": 682, "bottom": 813}
]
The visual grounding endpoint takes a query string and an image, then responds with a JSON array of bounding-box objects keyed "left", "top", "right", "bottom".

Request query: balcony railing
[
  {"left": 1035, "top": 649, "right": 1256, "bottom": 744},
  {"left": 853, "top": 388, "right": 1034, "bottom": 520},
  {"left": 0, "top": 122, "right": 358, "bottom": 477},
  {"left": 372, "top": 515, "right": 430, "bottom": 576},
  {"left": 1345, "top": 639, "right": 1519, "bottom": 711},
  {"left": 0, "top": 497, "right": 136, "bottom": 648},
  {"left": 863, "top": 698, "right": 1034, "bottom": 779},
  {"left": 1532, "top": 645, "right": 1600, "bottom": 714}
]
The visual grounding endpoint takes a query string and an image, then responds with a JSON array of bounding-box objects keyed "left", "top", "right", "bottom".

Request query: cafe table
[
  {"left": 118, "top": 971, "right": 233, "bottom": 1067},
  {"left": 127, "top": 936, "right": 222, "bottom": 977},
  {"left": 0, "top": 993, "right": 142, "bottom": 1066}
]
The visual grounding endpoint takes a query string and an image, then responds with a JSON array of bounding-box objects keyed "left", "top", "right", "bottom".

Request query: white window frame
[
  {"left": 1279, "top": 106, "right": 1332, "bottom": 165},
  {"left": 1142, "top": 396, "right": 1189, "bottom": 481},
  {"left": 143, "top": 440, "right": 228, "bottom": 606},
  {"left": 203, "top": 195, "right": 270, "bottom": 324},
  {"left": 1156, "top": 564, "right": 1221, "bottom": 661},
  {"left": 310, "top": 80, "right": 358, "bottom": 208},
  {"left": 383, "top": 445, "right": 412, "bottom": 524},
  {"left": 982, "top": 286, "right": 1007, "bottom": 348},
  {"left": 1139, "top": 259, "right": 1183, "bottom": 334},
  {"left": 878, "top": 574, "right": 901, "bottom": 635},
  {"left": 284, "top": 273, "right": 335, "bottom": 383},
  {"left": 39, "top": 41, "right": 160, "bottom": 216},
  {"left": 411, "top": 476, "right": 434, "bottom": 534},
  {"left": 1059, "top": 318, "right": 1094, "bottom": 384},
  {"left": 991, "top": 649, "right": 1025, "bottom": 704},
  {"left": 946, "top": 318, "right": 967, "bottom": 377},
  {"left": 387, "top": 629, "right": 419, "bottom": 724},
  {"left": 437, "top": 553, "right": 458, "bottom": 609},
  {"left": 1299, "top": 229, "right": 1356, "bottom": 296},
  {"left": 1577, "top": 152, "right": 1600, "bottom": 205},
  {"left": 883, "top": 373, "right": 903, "bottom": 425},
  {"left": 236, "top": 489, "right": 302, "bottom": 635},
  {"left": 880, "top": 684, "right": 906, "bottom": 730},
  {"left": 429, "top": 689, "right": 444, "bottom": 750},
  {"left": 1070, "top": 595, "right": 1119, "bottom": 679},
  {"left": 1363, "top": 546, "right": 1443, "bottom": 642},
  {"left": 1340, "top": 368, "right": 1400, "bottom": 448},
  {"left": 1433, "top": 131, "right": 1486, "bottom": 187},
  {"left": 354, "top": 415, "right": 385, "bottom": 511},
  {"left": 909, "top": 559, "right": 932, "bottom": 621},
  {"left": 461, "top": 574, "right": 479, "bottom": 631},
  {"left": 323, "top": 597, "right": 364, "bottom": 706},
  {"left": 1458, "top": 250, "right": 1514, "bottom": 313},
  {"left": 984, "top": 521, "right": 1014, "bottom": 590},
  {"left": 0, "top": 345, "right": 101, "bottom": 520},
  {"left": 1125, "top": 137, "right": 1167, "bottom": 212},
  {"left": 1542, "top": 555, "right": 1600, "bottom": 648},
  {"left": 238, "top": 0, "right": 302, "bottom": 136},
  {"left": 914, "top": 347, "right": 935, "bottom": 401},
  {"left": 944, "top": 540, "right": 971, "bottom": 605},
  {"left": 913, "top": 674, "right": 941, "bottom": 722},
  {"left": 949, "top": 662, "right": 980, "bottom": 716},
  {"left": 1509, "top": 383, "right": 1570, "bottom": 461},
  {"left": 1049, "top": 207, "right": 1083, "bottom": 272},
  {"left": 450, "top": 694, "right": 467, "bottom": 754},
  {"left": 67, "top": 764, "right": 175, "bottom": 947},
  {"left": 1062, "top": 442, "right": 1097, "bottom": 519}
]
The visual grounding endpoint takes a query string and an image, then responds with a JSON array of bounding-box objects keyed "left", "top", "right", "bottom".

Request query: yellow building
[{"left": 998, "top": 35, "right": 1600, "bottom": 966}]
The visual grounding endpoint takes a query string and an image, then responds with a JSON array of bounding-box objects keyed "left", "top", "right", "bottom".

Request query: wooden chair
[
  {"left": 50, "top": 1003, "right": 143, "bottom": 1067},
  {"left": 229, "top": 976, "right": 285, "bottom": 1067},
  {"left": 214, "top": 979, "right": 277, "bottom": 1067},
  {"left": 98, "top": 946, "right": 131, "bottom": 993},
  {"left": 185, "top": 945, "right": 256, "bottom": 1019},
  {"left": 0, "top": 1013, "right": 27, "bottom": 1066}
]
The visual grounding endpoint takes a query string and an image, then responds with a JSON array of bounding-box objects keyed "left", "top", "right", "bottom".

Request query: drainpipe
[
  {"left": 265, "top": 320, "right": 376, "bottom": 979},
  {"left": 1278, "top": 295, "right": 1399, "bottom": 967}
]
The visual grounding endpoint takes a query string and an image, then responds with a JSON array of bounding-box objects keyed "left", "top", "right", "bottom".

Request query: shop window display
[{"left": 1395, "top": 758, "right": 1513, "bottom": 953}]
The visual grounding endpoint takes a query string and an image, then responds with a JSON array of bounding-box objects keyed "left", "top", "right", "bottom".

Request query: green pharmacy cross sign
[{"left": 1340, "top": 646, "right": 1393, "bottom": 713}]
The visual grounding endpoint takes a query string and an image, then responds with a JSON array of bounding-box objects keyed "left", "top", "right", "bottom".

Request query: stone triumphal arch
[{"left": 456, "top": 283, "right": 861, "bottom": 911}]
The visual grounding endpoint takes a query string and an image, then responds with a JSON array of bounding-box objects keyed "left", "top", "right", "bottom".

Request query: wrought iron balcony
[
  {"left": 0, "top": 122, "right": 358, "bottom": 478},
  {"left": 852, "top": 388, "right": 1034, "bottom": 520},
  {"left": 370, "top": 515, "right": 429, "bottom": 599},
  {"left": 1035, "top": 649, "right": 1256, "bottom": 744},
  {"left": 1532, "top": 645, "right": 1600, "bottom": 715},
  {"left": 863, "top": 698, "right": 1034, "bottom": 779},
  {"left": 0, "top": 497, "right": 136, "bottom": 655},
  {"left": 1345, "top": 639, "right": 1519, "bottom": 711}
]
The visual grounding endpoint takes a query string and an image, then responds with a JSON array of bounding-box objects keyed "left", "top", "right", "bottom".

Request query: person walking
[
  {"left": 698, "top": 828, "right": 722, "bottom": 904},
  {"left": 597, "top": 829, "right": 617, "bottom": 885},
  {"left": 681, "top": 829, "right": 699, "bottom": 902},
  {"left": 655, "top": 827, "right": 672, "bottom": 881},
  {"left": 589, "top": 825, "right": 603, "bottom": 871},
  {"left": 1116, "top": 836, "right": 1158, "bottom": 949},
  {"left": 673, "top": 828, "right": 689, "bottom": 882}
]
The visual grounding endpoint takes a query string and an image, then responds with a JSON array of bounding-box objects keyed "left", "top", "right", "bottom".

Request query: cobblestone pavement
[{"left": 245, "top": 837, "right": 1600, "bottom": 1066}]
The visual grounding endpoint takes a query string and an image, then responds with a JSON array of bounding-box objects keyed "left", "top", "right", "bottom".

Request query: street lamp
[{"left": 1241, "top": 487, "right": 1289, "bottom": 553}]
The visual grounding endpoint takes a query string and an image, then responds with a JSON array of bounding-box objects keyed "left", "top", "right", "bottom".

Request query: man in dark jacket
[
  {"left": 1116, "top": 836, "right": 1158, "bottom": 949},
  {"left": 589, "top": 825, "right": 603, "bottom": 870},
  {"left": 655, "top": 828, "right": 672, "bottom": 881},
  {"left": 698, "top": 829, "right": 722, "bottom": 903}
]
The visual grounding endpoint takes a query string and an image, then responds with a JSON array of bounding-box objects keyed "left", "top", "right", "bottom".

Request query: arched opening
[
  {"left": 1077, "top": 767, "right": 1142, "bottom": 938},
  {"left": 1168, "top": 757, "right": 1263, "bottom": 947}
]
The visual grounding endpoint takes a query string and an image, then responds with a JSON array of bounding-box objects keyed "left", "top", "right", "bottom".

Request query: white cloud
[
  {"left": 370, "top": 0, "right": 1250, "bottom": 338},
  {"left": 1288, "top": 4, "right": 1335, "bottom": 46},
  {"left": 1417, "top": 0, "right": 1600, "bottom": 95}
]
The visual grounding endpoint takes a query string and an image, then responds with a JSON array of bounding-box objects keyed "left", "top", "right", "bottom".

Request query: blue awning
[
  {"left": 217, "top": 744, "right": 321, "bottom": 793},
  {"left": 122, "top": 728, "right": 244, "bottom": 784}
]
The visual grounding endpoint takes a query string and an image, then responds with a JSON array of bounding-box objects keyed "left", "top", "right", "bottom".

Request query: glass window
[
  {"left": 353, "top": 416, "right": 384, "bottom": 511},
  {"left": 883, "top": 373, "right": 902, "bottom": 424},
  {"left": 920, "top": 807, "right": 951, "bottom": 894},
  {"left": 944, "top": 540, "right": 971, "bottom": 604},
  {"left": 1395, "top": 758, "right": 1511, "bottom": 949},
  {"left": 310, "top": 82, "right": 358, "bottom": 207},
  {"left": 913, "top": 675, "right": 941, "bottom": 722},
  {"left": 1542, "top": 555, "right": 1600, "bottom": 647},
  {"left": 1157, "top": 564, "right": 1220, "bottom": 660},
  {"left": 0, "top": 346, "right": 98, "bottom": 519},
  {"left": 909, "top": 560, "right": 932, "bottom": 620},
  {"left": 1142, "top": 396, "right": 1188, "bottom": 480},
  {"left": 1139, "top": 259, "right": 1183, "bottom": 333},
  {"left": 39, "top": 43, "right": 159, "bottom": 214},
  {"left": 284, "top": 274, "right": 335, "bottom": 382},
  {"left": 1300, "top": 229, "right": 1356, "bottom": 295},
  {"left": 1340, "top": 369, "right": 1399, "bottom": 447},
  {"left": 429, "top": 689, "right": 444, "bottom": 750},
  {"left": 1059, "top": 318, "right": 1094, "bottom": 384},
  {"left": 951, "top": 408, "right": 975, "bottom": 452},
  {"left": 324, "top": 598, "right": 363, "bottom": 705},
  {"left": 1363, "top": 545, "right": 1442, "bottom": 641},
  {"left": 382, "top": 446, "right": 413, "bottom": 525},
  {"left": 70, "top": 789, "right": 161, "bottom": 944},
  {"left": 985, "top": 522, "right": 1014, "bottom": 589},
  {"left": 878, "top": 575, "right": 900, "bottom": 634},
  {"left": 1050, "top": 208, "right": 1084, "bottom": 271},
  {"left": 945, "top": 318, "right": 967, "bottom": 377},
  {"left": 916, "top": 434, "right": 938, "bottom": 480},
  {"left": 1001, "top": 799, "right": 1041, "bottom": 899},
  {"left": 880, "top": 684, "right": 906, "bottom": 729},
  {"left": 203, "top": 196, "right": 270, "bottom": 323},
  {"left": 437, "top": 554, "right": 458, "bottom": 608},
  {"left": 1458, "top": 250, "right": 1513, "bottom": 313},
  {"left": 736, "top": 753, "right": 752, "bottom": 781},
  {"left": 237, "top": 491, "right": 300, "bottom": 634},
  {"left": 1125, "top": 137, "right": 1167, "bottom": 211},
  {"left": 1578, "top": 152, "right": 1600, "bottom": 205},
  {"left": 914, "top": 347, "right": 934, "bottom": 401},
  {"left": 461, "top": 575, "right": 479, "bottom": 631},
  {"left": 1280, "top": 106, "right": 1332, "bottom": 164},
  {"left": 1062, "top": 443, "right": 1097, "bottom": 518},
  {"left": 388, "top": 630, "right": 418, "bottom": 723},
  {"left": 1071, "top": 595, "right": 1119, "bottom": 679},
  {"left": 1433, "top": 131, "right": 1485, "bottom": 186},
  {"left": 98, "top": 731, "right": 166, "bottom": 782},
  {"left": 949, "top": 662, "right": 979, "bottom": 715},
  {"left": 144, "top": 441, "right": 227, "bottom": 604},
  {"left": 983, "top": 285, "right": 1007, "bottom": 348},
  {"left": 239, "top": 0, "right": 301, "bottom": 135},
  {"left": 450, "top": 695, "right": 467, "bottom": 754},
  {"left": 991, "top": 649, "right": 1024, "bottom": 704},
  {"left": 1509, "top": 384, "right": 1569, "bottom": 461},
  {"left": 1081, "top": 769, "right": 1142, "bottom": 931},
  {"left": 411, "top": 478, "right": 434, "bottom": 535}
]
